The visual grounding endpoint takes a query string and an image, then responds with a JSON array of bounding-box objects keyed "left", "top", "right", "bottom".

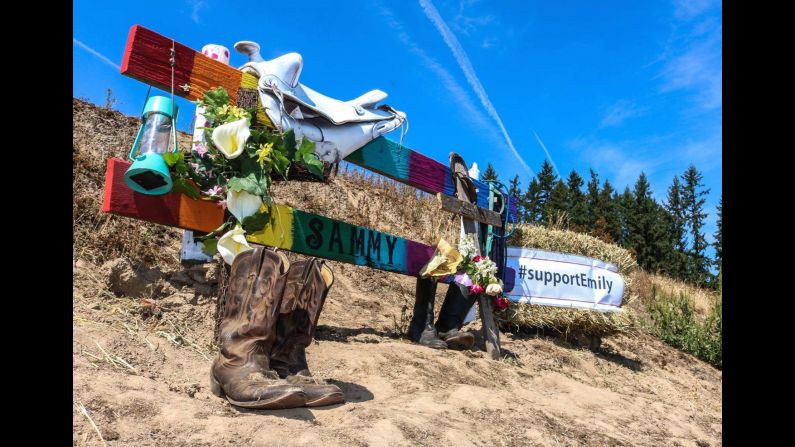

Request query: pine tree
[
  {"left": 628, "top": 173, "right": 671, "bottom": 272},
  {"left": 508, "top": 174, "right": 524, "bottom": 223},
  {"left": 508, "top": 174, "right": 521, "bottom": 199},
  {"left": 546, "top": 180, "right": 571, "bottom": 226},
  {"left": 536, "top": 160, "right": 557, "bottom": 223},
  {"left": 681, "top": 165, "right": 711, "bottom": 286},
  {"left": 714, "top": 195, "right": 722, "bottom": 270},
  {"left": 664, "top": 176, "right": 688, "bottom": 279},
  {"left": 585, "top": 169, "right": 600, "bottom": 230},
  {"left": 482, "top": 163, "right": 498, "bottom": 181},
  {"left": 523, "top": 178, "right": 541, "bottom": 223},
  {"left": 566, "top": 170, "right": 588, "bottom": 230},
  {"left": 593, "top": 179, "right": 619, "bottom": 243},
  {"left": 615, "top": 187, "right": 634, "bottom": 247}
]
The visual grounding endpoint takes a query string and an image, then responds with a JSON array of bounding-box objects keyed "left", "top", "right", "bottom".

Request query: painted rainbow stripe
[
  {"left": 103, "top": 158, "right": 435, "bottom": 276},
  {"left": 120, "top": 25, "right": 272, "bottom": 127},
  {"left": 247, "top": 204, "right": 434, "bottom": 276},
  {"left": 347, "top": 138, "right": 518, "bottom": 221},
  {"left": 102, "top": 158, "right": 224, "bottom": 233}
]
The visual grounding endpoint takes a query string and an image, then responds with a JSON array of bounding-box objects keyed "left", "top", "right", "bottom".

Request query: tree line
[{"left": 480, "top": 161, "right": 722, "bottom": 288}]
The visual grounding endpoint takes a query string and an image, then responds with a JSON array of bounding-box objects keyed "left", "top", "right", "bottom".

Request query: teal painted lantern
[{"left": 124, "top": 96, "right": 180, "bottom": 195}]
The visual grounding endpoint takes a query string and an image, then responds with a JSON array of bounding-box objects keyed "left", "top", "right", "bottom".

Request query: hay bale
[{"left": 496, "top": 224, "right": 640, "bottom": 338}]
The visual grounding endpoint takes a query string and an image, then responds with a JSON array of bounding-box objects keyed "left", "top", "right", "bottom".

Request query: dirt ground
[
  {"left": 73, "top": 256, "right": 721, "bottom": 447},
  {"left": 72, "top": 99, "right": 721, "bottom": 446}
]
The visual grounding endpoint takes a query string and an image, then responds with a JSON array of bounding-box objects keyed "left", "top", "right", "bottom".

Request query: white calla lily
[
  {"left": 211, "top": 118, "right": 250, "bottom": 159},
  {"left": 485, "top": 283, "right": 503, "bottom": 296},
  {"left": 227, "top": 189, "right": 262, "bottom": 222},
  {"left": 217, "top": 227, "right": 254, "bottom": 265}
]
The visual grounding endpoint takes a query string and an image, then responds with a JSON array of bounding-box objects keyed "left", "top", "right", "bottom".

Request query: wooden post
[{"left": 449, "top": 153, "right": 500, "bottom": 360}]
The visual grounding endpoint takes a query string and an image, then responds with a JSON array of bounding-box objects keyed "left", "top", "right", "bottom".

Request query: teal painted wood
[{"left": 345, "top": 137, "right": 517, "bottom": 221}]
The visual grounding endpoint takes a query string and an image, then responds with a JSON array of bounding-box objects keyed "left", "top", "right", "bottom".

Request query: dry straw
[{"left": 499, "top": 224, "right": 640, "bottom": 337}]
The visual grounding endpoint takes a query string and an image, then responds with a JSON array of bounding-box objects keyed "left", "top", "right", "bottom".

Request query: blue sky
[{"left": 74, "top": 0, "right": 722, "bottom": 251}]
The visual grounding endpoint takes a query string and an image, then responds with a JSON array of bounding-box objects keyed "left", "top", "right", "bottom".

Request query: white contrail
[
  {"left": 73, "top": 38, "right": 120, "bottom": 70},
  {"left": 418, "top": 0, "right": 535, "bottom": 178},
  {"left": 532, "top": 131, "right": 561, "bottom": 178},
  {"left": 377, "top": 4, "right": 497, "bottom": 141}
]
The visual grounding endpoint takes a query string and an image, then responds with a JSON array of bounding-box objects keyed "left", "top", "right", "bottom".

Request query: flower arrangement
[
  {"left": 163, "top": 87, "right": 326, "bottom": 264},
  {"left": 451, "top": 235, "right": 504, "bottom": 297}
]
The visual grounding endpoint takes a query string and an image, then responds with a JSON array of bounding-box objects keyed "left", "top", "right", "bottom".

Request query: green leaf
[
  {"left": 241, "top": 210, "right": 272, "bottom": 233},
  {"left": 268, "top": 148, "right": 289, "bottom": 176},
  {"left": 239, "top": 152, "right": 260, "bottom": 177},
  {"left": 301, "top": 153, "right": 325, "bottom": 179},
  {"left": 296, "top": 137, "right": 315, "bottom": 160},
  {"left": 163, "top": 152, "right": 184, "bottom": 167},
  {"left": 203, "top": 87, "right": 231, "bottom": 108},
  {"left": 172, "top": 177, "right": 200, "bottom": 199},
  {"left": 283, "top": 129, "right": 297, "bottom": 160},
  {"left": 199, "top": 220, "right": 231, "bottom": 239},
  {"left": 201, "top": 238, "right": 218, "bottom": 256},
  {"left": 227, "top": 174, "right": 264, "bottom": 196}
]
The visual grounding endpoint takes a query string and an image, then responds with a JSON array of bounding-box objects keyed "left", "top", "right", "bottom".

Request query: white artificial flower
[
  {"left": 475, "top": 258, "right": 498, "bottom": 278},
  {"left": 227, "top": 189, "right": 262, "bottom": 222},
  {"left": 211, "top": 118, "right": 250, "bottom": 159},
  {"left": 485, "top": 283, "right": 503, "bottom": 296},
  {"left": 217, "top": 226, "right": 253, "bottom": 265},
  {"left": 458, "top": 235, "right": 478, "bottom": 259}
]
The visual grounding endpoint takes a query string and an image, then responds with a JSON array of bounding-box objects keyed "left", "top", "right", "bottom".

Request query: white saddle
[{"left": 234, "top": 41, "right": 406, "bottom": 163}]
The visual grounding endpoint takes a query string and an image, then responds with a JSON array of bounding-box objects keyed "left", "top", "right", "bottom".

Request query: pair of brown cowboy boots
[
  {"left": 408, "top": 279, "right": 476, "bottom": 350},
  {"left": 210, "top": 247, "right": 343, "bottom": 409}
]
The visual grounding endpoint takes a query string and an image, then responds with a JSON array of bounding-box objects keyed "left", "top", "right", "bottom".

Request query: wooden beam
[
  {"left": 449, "top": 153, "right": 501, "bottom": 360},
  {"left": 120, "top": 25, "right": 271, "bottom": 126},
  {"left": 103, "top": 158, "right": 435, "bottom": 276},
  {"left": 118, "top": 24, "right": 516, "bottom": 221},
  {"left": 245, "top": 205, "right": 434, "bottom": 277},
  {"left": 102, "top": 158, "right": 224, "bottom": 233},
  {"left": 435, "top": 193, "right": 502, "bottom": 227},
  {"left": 348, "top": 138, "right": 517, "bottom": 221}
]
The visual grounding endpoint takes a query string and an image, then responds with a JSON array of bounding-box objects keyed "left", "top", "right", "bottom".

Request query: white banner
[{"left": 503, "top": 247, "right": 625, "bottom": 312}]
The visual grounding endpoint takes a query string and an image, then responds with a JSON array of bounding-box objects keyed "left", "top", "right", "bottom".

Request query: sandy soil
[{"left": 73, "top": 256, "right": 721, "bottom": 447}]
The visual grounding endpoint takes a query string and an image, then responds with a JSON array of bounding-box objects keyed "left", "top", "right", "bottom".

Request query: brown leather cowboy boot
[
  {"left": 210, "top": 247, "right": 306, "bottom": 409},
  {"left": 435, "top": 282, "right": 476, "bottom": 350},
  {"left": 407, "top": 278, "right": 448, "bottom": 349},
  {"left": 269, "top": 258, "right": 345, "bottom": 407}
]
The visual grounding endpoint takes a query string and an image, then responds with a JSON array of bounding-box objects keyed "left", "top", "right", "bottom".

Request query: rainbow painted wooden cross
[{"left": 104, "top": 25, "right": 516, "bottom": 357}]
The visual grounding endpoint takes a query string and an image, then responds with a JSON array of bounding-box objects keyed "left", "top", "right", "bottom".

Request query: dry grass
[
  {"left": 75, "top": 401, "right": 108, "bottom": 447},
  {"left": 642, "top": 272, "right": 719, "bottom": 317},
  {"left": 500, "top": 223, "right": 640, "bottom": 337}
]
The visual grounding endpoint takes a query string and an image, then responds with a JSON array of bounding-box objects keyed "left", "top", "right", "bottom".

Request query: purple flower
[
  {"left": 217, "top": 200, "right": 227, "bottom": 210},
  {"left": 453, "top": 272, "right": 473, "bottom": 287},
  {"left": 205, "top": 185, "right": 223, "bottom": 196},
  {"left": 190, "top": 162, "right": 200, "bottom": 172},
  {"left": 193, "top": 143, "right": 208, "bottom": 158}
]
